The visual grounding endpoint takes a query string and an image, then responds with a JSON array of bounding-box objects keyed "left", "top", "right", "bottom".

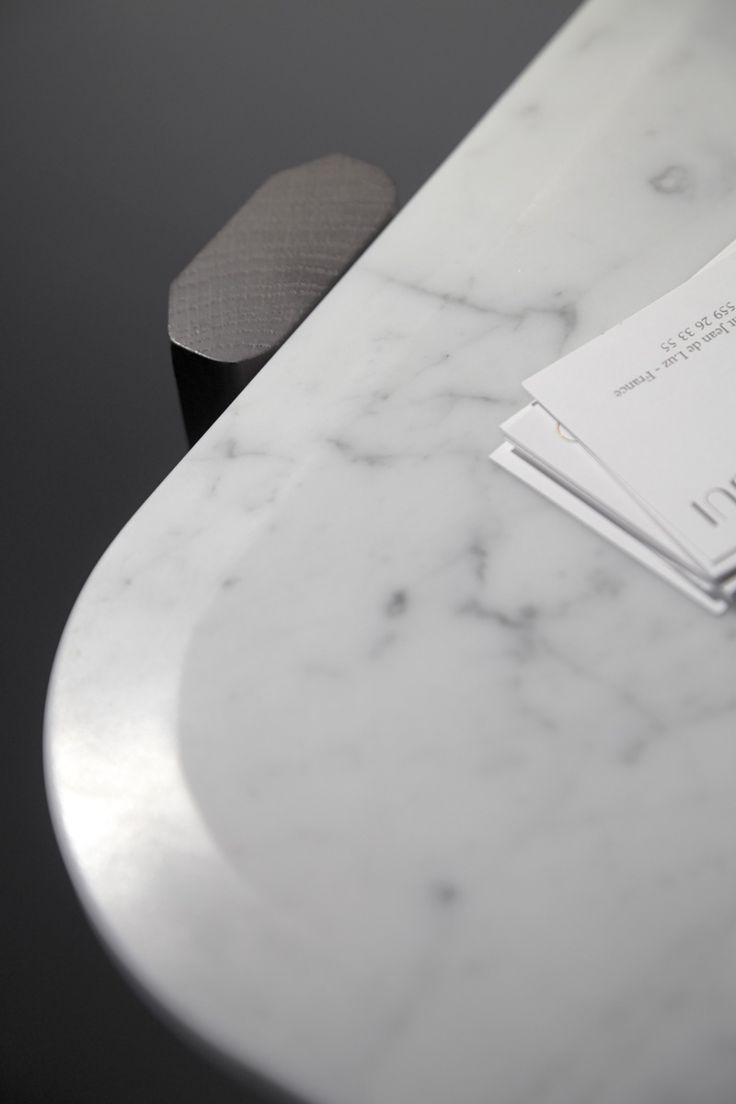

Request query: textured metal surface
[{"left": 168, "top": 154, "right": 397, "bottom": 365}]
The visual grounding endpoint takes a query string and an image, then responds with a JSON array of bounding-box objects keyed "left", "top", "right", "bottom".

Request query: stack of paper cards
[{"left": 492, "top": 244, "right": 736, "bottom": 613}]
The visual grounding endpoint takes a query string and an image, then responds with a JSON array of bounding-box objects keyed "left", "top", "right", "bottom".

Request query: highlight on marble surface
[{"left": 46, "top": 1, "right": 736, "bottom": 1102}]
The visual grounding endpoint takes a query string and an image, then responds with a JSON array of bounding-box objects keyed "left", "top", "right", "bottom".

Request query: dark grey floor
[{"left": 1, "top": 2, "right": 581, "bottom": 1101}]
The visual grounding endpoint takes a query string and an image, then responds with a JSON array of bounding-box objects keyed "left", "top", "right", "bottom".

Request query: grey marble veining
[{"left": 46, "top": 1, "right": 736, "bottom": 1101}]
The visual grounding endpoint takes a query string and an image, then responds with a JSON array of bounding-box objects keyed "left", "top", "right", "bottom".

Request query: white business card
[
  {"left": 524, "top": 250, "right": 736, "bottom": 579},
  {"left": 501, "top": 402, "right": 704, "bottom": 575},
  {"left": 491, "top": 442, "right": 728, "bottom": 614},
  {"left": 499, "top": 402, "right": 736, "bottom": 600}
]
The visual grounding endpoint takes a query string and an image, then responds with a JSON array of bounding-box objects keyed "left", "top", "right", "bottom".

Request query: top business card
[{"left": 524, "top": 251, "right": 736, "bottom": 579}]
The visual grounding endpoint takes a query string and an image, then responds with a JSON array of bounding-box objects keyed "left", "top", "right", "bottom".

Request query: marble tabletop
[{"left": 45, "top": 1, "right": 736, "bottom": 1101}]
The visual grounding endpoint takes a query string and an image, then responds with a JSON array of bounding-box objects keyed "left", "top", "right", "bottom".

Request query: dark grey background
[{"left": 1, "top": 2, "right": 581, "bottom": 1101}]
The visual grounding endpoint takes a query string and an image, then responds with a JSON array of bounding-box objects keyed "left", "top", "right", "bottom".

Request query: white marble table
[{"left": 45, "top": 1, "right": 736, "bottom": 1101}]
